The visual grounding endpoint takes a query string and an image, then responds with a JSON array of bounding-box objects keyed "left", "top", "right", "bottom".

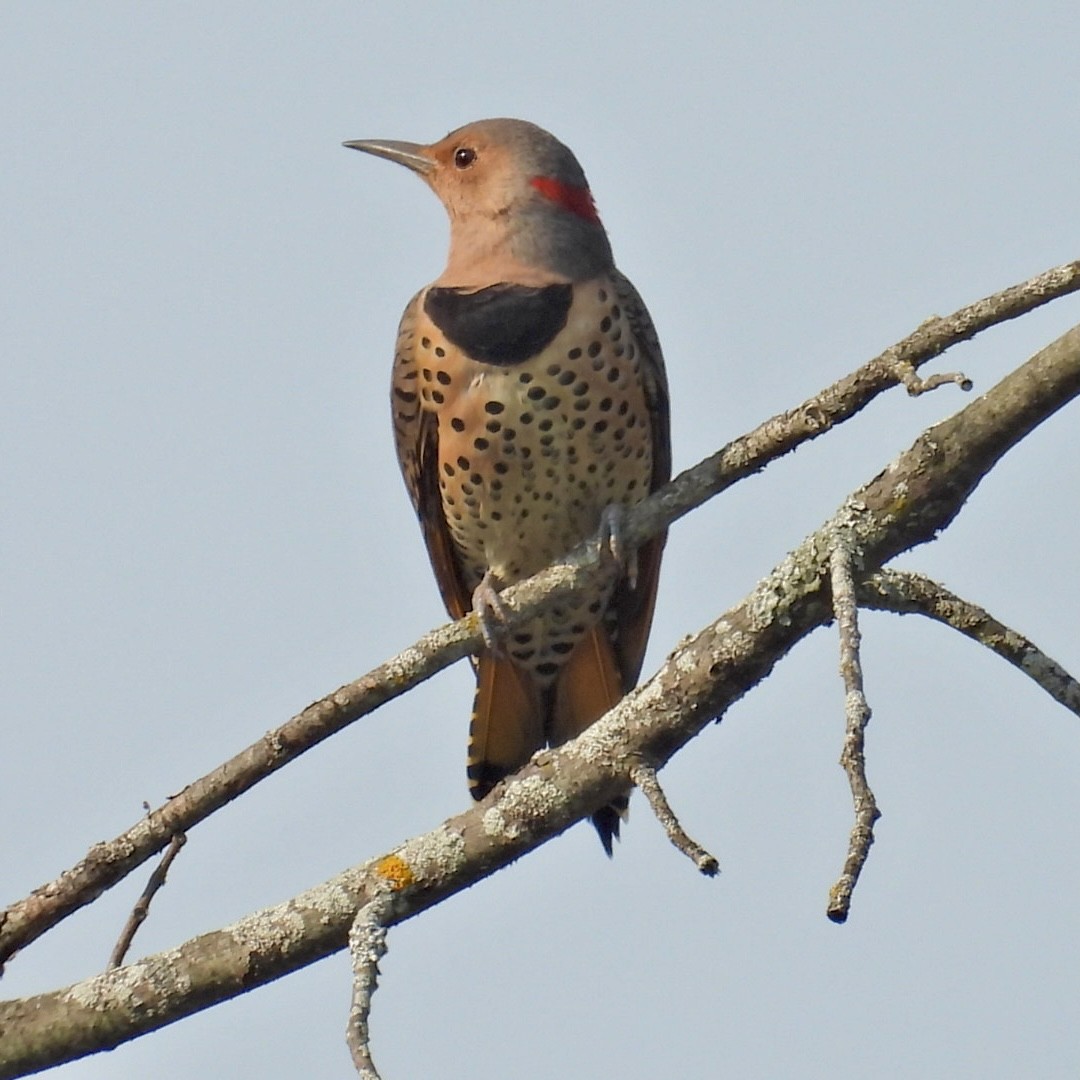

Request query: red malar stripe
[{"left": 529, "top": 176, "right": 601, "bottom": 225}]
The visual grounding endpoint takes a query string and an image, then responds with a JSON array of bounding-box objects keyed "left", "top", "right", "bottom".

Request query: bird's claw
[
  {"left": 599, "top": 504, "right": 638, "bottom": 589},
  {"left": 472, "top": 570, "right": 510, "bottom": 653}
]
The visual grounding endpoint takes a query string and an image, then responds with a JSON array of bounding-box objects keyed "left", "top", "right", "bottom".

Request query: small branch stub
[
  {"left": 827, "top": 535, "right": 881, "bottom": 923},
  {"left": 896, "top": 365, "right": 974, "bottom": 396},
  {"left": 630, "top": 762, "right": 719, "bottom": 875}
]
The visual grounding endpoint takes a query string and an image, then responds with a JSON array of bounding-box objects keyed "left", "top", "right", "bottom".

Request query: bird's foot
[
  {"left": 598, "top": 504, "right": 638, "bottom": 589},
  {"left": 471, "top": 570, "right": 511, "bottom": 653}
]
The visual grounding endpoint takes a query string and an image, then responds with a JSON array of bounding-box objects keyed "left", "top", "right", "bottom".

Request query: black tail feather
[{"left": 591, "top": 794, "right": 630, "bottom": 856}]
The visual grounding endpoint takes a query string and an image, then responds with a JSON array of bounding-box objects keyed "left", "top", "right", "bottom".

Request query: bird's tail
[
  {"left": 551, "top": 625, "right": 630, "bottom": 854},
  {"left": 467, "top": 651, "right": 545, "bottom": 800}
]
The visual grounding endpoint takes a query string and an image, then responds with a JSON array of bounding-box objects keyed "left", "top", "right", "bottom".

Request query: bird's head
[{"left": 345, "top": 118, "right": 614, "bottom": 287}]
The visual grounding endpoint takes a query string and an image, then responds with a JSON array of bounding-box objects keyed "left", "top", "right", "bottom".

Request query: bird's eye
[{"left": 453, "top": 147, "right": 477, "bottom": 169}]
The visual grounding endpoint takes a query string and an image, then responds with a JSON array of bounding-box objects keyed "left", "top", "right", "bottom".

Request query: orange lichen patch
[{"left": 374, "top": 854, "right": 414, "bottom": 890}]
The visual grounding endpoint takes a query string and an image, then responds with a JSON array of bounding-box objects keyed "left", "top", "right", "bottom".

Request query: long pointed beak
[{"left": 342, "top": 139, "right": 434, "bottom": 175}]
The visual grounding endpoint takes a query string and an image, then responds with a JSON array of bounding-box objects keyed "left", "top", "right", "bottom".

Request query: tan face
[{"left": 418, "top": 125, "right": 530, "bottom": 224}]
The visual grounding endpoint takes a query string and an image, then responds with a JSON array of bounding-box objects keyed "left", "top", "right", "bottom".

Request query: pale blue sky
[{"left": 4, "top": 4, "right": 1080, "bottom": 1078}]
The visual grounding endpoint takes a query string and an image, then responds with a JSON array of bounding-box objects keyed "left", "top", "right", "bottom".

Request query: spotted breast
[{"left": 393, "top": 270, "right": 668, "bottom": 848}]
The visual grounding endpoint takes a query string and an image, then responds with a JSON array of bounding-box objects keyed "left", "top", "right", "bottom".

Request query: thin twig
[
  {"left": 889, "top": 318, "right": 973, "bottom": 394},
  {"left": 629, "top": 763, "right": 719, "bottom": 875},
  {"left": 107, "top": 833, "right": 187, "bottom": 970},
  {"left": 827, "top": 533, "right": 880, "bottom": 923},
  {"left": 879, "top": 262, "right": 1080, "bottom": 396},
  {"left": 346, "top": 894, "right": 393, "bottom": 1080},
  {"left": 3, "top": 261, "right": 1079, "bottom": 969},
  {"left": 896, "top": 366, "right": 974, "bottom": 396},
  {"left": 859, "top": 569, "right": 1080, "bottom": 717}
]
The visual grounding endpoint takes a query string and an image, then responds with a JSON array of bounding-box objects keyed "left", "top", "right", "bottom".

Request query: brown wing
[
  {"left": 608, "top": 270, "right": 672, "bottom": 690},
  {"left": 391, "top": 290, "right": 471, "bottom": 621}
]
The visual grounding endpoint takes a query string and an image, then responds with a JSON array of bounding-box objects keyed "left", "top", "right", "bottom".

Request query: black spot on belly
[{"left": 424, "top": 284, "right": 573, "bottom": 365}]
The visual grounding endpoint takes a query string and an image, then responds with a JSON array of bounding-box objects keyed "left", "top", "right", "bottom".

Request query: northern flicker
[{"left": 345, "top": 118, "right": 670, "bottom": 852}]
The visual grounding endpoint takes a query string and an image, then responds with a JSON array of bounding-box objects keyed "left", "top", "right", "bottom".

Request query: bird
[{"left": 344, "top": 118, "right": 670, "bottom": 853}]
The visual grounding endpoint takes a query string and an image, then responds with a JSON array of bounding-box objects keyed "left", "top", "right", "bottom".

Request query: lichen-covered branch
[
  {"left": 4, "top": 261, "right": 1076, "bottom": 969},
  {"left": 858, "top": 569, "right": 1080, "bottom": 718},
  {"left": 346, "top": 893, "right": 395, "bottom": 1079},
  {"left": 3, "top": 323, "right": 1078, "bottom": 1079},
  {"left": 826, "top": 534, "right": 880, "bottom": 923}
]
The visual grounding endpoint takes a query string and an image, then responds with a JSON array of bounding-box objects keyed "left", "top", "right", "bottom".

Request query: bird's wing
[
  {"left": 391, "top": 290, "right": 472, "bottom": 621},
  {"left": 609, "top": 270, "right": 672, "bottom": 689}
]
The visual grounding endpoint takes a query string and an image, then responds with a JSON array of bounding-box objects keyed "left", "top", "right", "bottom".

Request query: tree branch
[
  {"left": 629, "top": 762, "right": 719, "bottom": 874},
  {"left": 345, "top": 892, "right": 395, "bottom": 1079},
  {"left": 858, "top": 569, "right": 1080, "bottom": 718},
  {"left": 3, "top": 322, "right": 1078, "bottom": 1079},
  {"left": 4, "top": 261, "right": 1076, "bottom": 970},
  {"left": 106, "top": 833, "right": 187, "bottom": 971},
  {"left": 826, "top": 534, "right": 880, "bottom": 923}
]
